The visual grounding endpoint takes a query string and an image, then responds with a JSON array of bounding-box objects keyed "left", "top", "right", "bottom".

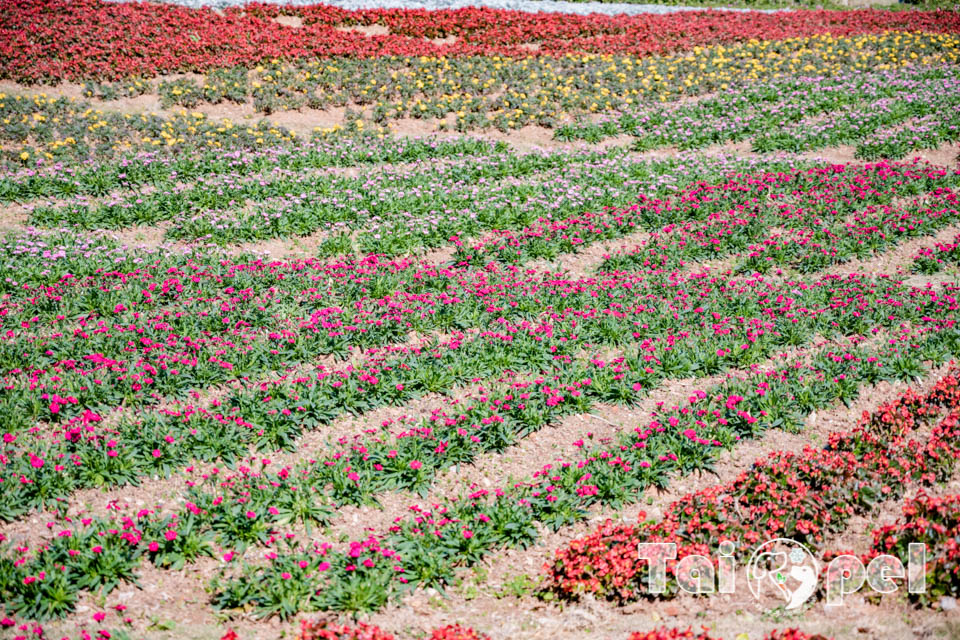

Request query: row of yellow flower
[{"left": 2, "top": 29, "right": 958, "bottom": 158}]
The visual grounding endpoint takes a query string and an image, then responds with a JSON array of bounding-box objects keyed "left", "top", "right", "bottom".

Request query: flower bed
[
  {"left": 545, "top": 365, "right": 960, "bottom": 601},
  {"left": 4, "top": 1, "right": 960, "bottom": 84}
]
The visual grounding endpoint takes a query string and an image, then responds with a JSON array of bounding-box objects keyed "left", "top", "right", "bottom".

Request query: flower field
[{"left": 1, "top": 0, "right": 960, "bottom": 639}]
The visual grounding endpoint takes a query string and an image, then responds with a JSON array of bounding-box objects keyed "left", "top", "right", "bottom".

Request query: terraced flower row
[
  {"left": 2, "top": 327, "right": 956, "bottom": 622},
  {"left": 4, "top": 1, "right": 960, "bottom": 84},
  {"left": 7, "top": 263, "right": 954, "bottom": 518},
  {"left": 545, "top": 364, "right": 960, "bottom": 603},
  {"left": 1, "top": 149, "right": 958, "bottom": 623},
  {"left": 2, "top": 161, "right": 955, "bottom": 433},
  {"left": 555, "top": 64, "right": 960, "bottom": 160},
  {"left": 457, "top": 160, "right": 960, "bottom": 271},
  {"left": 208, "top": 329, "right": 959, "bottom": 618},
  {"left": 3, "top": 31, "right": 959, "bottom": 139},
  {"left": 22, "top": 147, "right": 766, "bottom": 249},
  {"left": 0, "top": 108, "right": 500, "bottom": 197},
  {"left": 143, "top": 32, "right": 960, "bottom": 130}
]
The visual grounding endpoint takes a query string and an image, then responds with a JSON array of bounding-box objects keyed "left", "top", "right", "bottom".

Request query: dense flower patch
[
  {"left": 207, "top": 329, "right": 960, "bottom": 617},
  {"left": 2, "top": 159, "right": 947, "bottom": 415},
  {"left": 823, "top": 410, "right": 960, "bottom": 606},
  {"left": 2, "top": 316, "right": 953, "bottom": 620},
  {"left": 0, "top": 136, "right": 957, "bottom": 627},
  {"left": 296, "top": 619, "right": 398, "bottom": 640},
  {"left": 0, "top": 108, "right": 498, "bottom": 197},
  {"left": 0, "top": 159, "right": 957, "bottom": 527},
  {"left": 544, "top": 366, "right": 960, "bottom": 601},
  {"left": 12, "top": 32, "right": 958, "bottom": 167},
  {"left": 856, "top": 490, "right": 960, "bottom": 603},
  {"left": 3, "top": 1, "right": 960, "bottom": 84},
  {"left": 456, "top": 159, "right": 960, "bottom": 269},
  {"left": 2, "top": 4, "right": 960, "bottom": 132},
  {"left": 117, "top": 31, "right": 960, "bottom": 130},
  {"left": 555, "top": 64, "right": 960, "bottom": 160},
  {"left": 912, "top": 233, "right": 960, "bottom": 274},
  {"left": 22, "top": 146, "right": 739, "bottom": 248},
  {"left": 4, "top": 231, "right": 958, "bottom": 517}
]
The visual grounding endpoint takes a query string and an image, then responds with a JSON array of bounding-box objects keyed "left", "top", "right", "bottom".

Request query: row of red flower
[
  {"left": 546, "top": 364, "right": 960, "bottom": 602},
  {"left": 832, "top": 490, "right": 960, "bottom": 606},
  {"left": 2, "top": 0, "right": 960, "bottom": 82},
  {"left": 223, "top": 620, "right": 832, "bottom": 640}
]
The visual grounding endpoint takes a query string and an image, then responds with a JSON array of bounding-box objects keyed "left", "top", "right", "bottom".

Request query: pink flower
[
  {"left": 462, "top": 529, "right": 474, "bottom": 539},
  {"left": 246, "top": 511, "right": 256, "bottom": 519},
  {"left": 281, "top": 572, "right": 291, "bottom": 580},
  {"left": 223, "top": 551, "right": 234, "bottom": 562},
  {"left": 317, "top": 562, "right": 330, "bottom": 572},
  {"left": 93, "top": 612, "right": 106, "bottom": 623},
  {"left": 148, "top": 542, "right": 159, "bottom": 552},
  {"left": 91, "top": 545, "right": 103, "bottom": 554},
  {"left": 151, "top": 449, "right": 162, "bottom": 458},
  {"left": 409, "top": 460, "right": 422, "bottom": 470},
  {"left": 29, "top": 455, "right": 43, "bottom": 469},
  {"left": 164, "top": 530, "right": 178, "bottom": 541}
]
